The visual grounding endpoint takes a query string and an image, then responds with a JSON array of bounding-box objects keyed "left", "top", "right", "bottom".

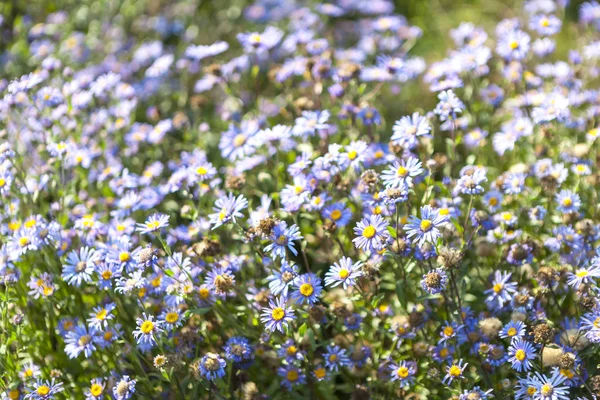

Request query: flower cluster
[{"left": 2, "top": 0, "right": 600, "bottom": 399}]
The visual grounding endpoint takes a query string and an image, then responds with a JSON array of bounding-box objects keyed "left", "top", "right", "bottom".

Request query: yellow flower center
[
  {"left": 420, "top": 219, "right": 432, "bottom": 232},
  {"left": 347, "top": 150, "right": 358, "bottom": 160},
  {"left": 36, "top": 386, "right": 50, "bottom": 396},
  {"left": 24, "top": 219, "right": 36, "bottom": 228},
  {"left": 8, "top": 390, "right": 20, "bottom": 400},
  {"left": 397, "top": 366, "right": 409, "bottom": 378},
  {"left": 233, "top": 134, "right": 246, "bottom": 147},
  {"left": 330, "top": 210, "right": 342, "bottom": 221},
  {"left": 141, "top": 320, "right": 154, "bottom": 334},
  {"left": 79, "top": 334, "right": 92, "bottom": 346},
  {"left": 146, "top": 221, "right": 161, "bottom": 230},
  {"left": 339, "top": 269, "right": 349, "bottom": 279},
  {"left": 271, "top": 307, "right": 285, "bottom": 321},
  {"left": 300, "top": 283, "right": 314, "bottom": 297},
  {"left": 165, "top": 312, "right": 179, "bottom": 324},
  {"left": 196, "top": 166, "right": 208, "bottom": 175},
  {"left": 576, "top": 270, "right": 588, "bottom": 278},
  {"left": 507, "top": 327, "right": 517, "bottom": 336},
  {"left": 101, "top": 270, "right": 112, "bottom": 280},
  {"left": 493, "top": 283, "right": 503, "bottom": 293},
  {"left": 515, "top": 349, "right": 526, "bottom": 361},
  {"left": 527, "top": 387, "right": 537, "bottom": 395},
  {"left": 448, "top": 365, "right": 461, "bottom": 377},
  {"left": 397, "top": 166, "right": 408, "bottom": 177},
  {"left": 90, "top": 383, "right": 103, "bottom": 396},
  {"left": 119, "top": 252, "right": 130, "bottom": 262},
  {"left": 488, "top": 197, "right": 498, "bottom": 206},
  {"left": 540, "top": 383, "right": 553, "bottom": 396},
  {"left": 286, "top": 346, "right": 297, "bottom": 356},
  {"left": 314, "top": 368, "right": 326, "bottom": 379},
  {"left": 510, "top": 41, "right": 519, "bottom": 50},
  {"left": 443, "top": 326, "right": 454, "bottom": 336},
  {"left": 286, "top": 369, "right": 299, "bottom": 382},
  {"left": 96, "top": 309, "right": 108, "bottom": 320},
  {"left": 362, "top": 225, "right": 376, "bottom": 238},
  {"left": 19, "top": 237, "right": 30, "bottom": 247},
  {"left": 562, "top": 198, "right": 572, "bottom": 207}
]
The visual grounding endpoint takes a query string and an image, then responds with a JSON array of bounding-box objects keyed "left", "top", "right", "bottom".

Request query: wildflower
[
  {"left": 555, "top": 190, "right": 581, "bottom": 214},
  {"left": 135, "top": 214, "right": 169, "bottom": 234},
  {"left": 133, "top": 313, "right": 163, "bottom": 346},
  {"left": 292, "top": 273, "right": 323, "bottom": 305},
  {"left": 324, "top": 345, "right": 351, "bottom": 372},
  {"left": 405, "top": 205, "right": 449, "bottom": 246},
  {"left": 87, "top": 303, "right": 116, "bottom": 330},
  {"left": 85, "top": 378, "right": 106, "bottom": 400},
  {"left": 278, "top": 366, "right": 306, "bottom": 390},
  {"left": 442, "top": 359, "right": 467, "bottom": 384},
  {"left": 389, "top": 361, "right": 417, "bottom": 387},
  {"left": 199, "top": 353, "right": 226, "bottom": 381},
  {"left": 237, "top": 26, "right": 283, "bottom": 52},
  {"left": 266, "top": 261, "right": 299, "bottom": 297},
  {"left": 112, "top": 376, "right": 136, "bottom": 400},
  {"left": 567, "top": 265, "right": 600, "bottom": 288},
  {"left": 381, "top": 157, "right": 423, "bottom": 188},
  {"left": 263, "top": 221, "right": 303, "bottom": 259},
  {"left": 484, "top": 271, "right": 517, "bottom": 310},
  {"left": 391, "top": 112, "right": 431, "bottom": 149},
  {"left": 260, "top": 297, "right": 295, "bottom": 333},
  {"left": 324, "top": 257, "right": 363, "bottom": 289},
  {"left": 159, "top": 307, "right": 184, "bottom": 331},
  {"left": 499, "top": 321, "right": 527, "bottom": 341},
  {"left": 508, "top": 339, "right": 537, "bottom": 372},
  {"left": 62, "top": 247, "right": 98, "bottom": 287},
  {"left": 530, "top": 368, "right": 570, "bottom": 400},
  {"left": 208, "top": 193, "right": 248, "bottom": 229},
  {"left": 24, "top": 379, "right": 63, "bottom": 400},
  {"left": 434, "top": 90, "right": 464, "bottom": 121},
  {"left": 497, "top": 30, "right": 531, "bottom": 60},
  {"left": 322, "top": 202, "right": 352, "bottom": 227},
  {"left": 353, "top": 214, "right": 390, "bottom": 252}
]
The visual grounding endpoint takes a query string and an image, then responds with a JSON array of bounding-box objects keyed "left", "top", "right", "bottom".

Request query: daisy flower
[
  {"left": 260, "top": 297, "right": 295, "bottom": 333},
  {"left": 442, "top": 359, "right": 468, "bottom": 384},
  {"left": 291, "top": 273, "right": 323, "bottom": 305},
  {"left": 404, "top": 205, "right": 449, "bottom": 246},
  {"left": 264, "top": 221, "right": 303, "bottom": 259},
  {"left": 508, "top": 339, "right": 537, "bottom": 372},
  {"left": 353, "top": 214, "right": 390, "bottom": 253},
  {"left": 133, "top": 313, "right": 163, "bottom": 346},
  {"left": 324, "top": 257, "right": 363, "bottom": 289},
  {"left": 62, "top": 247, "right": 99, "bottom": 287},
  {"left": 135, "top": 213, "right": 169, "bottom": 234}
]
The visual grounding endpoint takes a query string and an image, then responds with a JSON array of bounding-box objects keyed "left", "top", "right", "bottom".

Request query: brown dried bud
[
  {"left": 558, "top": 352, "right": 576, "bottom": 370},
  {"left": 479, "top": 317, "right": 503, "bottom": 339},
  {"left": 226, "top": 175, "right": 246, "bottom": 191},
  {"left": 580, "top": 295, "right": 597, "bottom": 310},
  {"left": 214, "top": 273, "right": 234, "bottom": 294},
  {"left": 323, "top": 219, "right": 337, "bottom": 233},
  {"left": 204, "top": 63, "right": 222, "bottom": 77},
  {"left": 437, "top": 247, "right": 463, "bottom": 270},
  {"left": 308, "top": 305, "right": 327, "bottom": 322},
  {"left": 536, "top": 266, "right": 559, "bottom": 285},
  {"left": 193, "top": 237, "right": 220, "bottom": 258},
  {"left": 360, "top": 169, "right": 379, "bottom": 192},
  {"left": 331, "top": 301, "right": 351, "bottom": 318},
  {"left": 408, "top": 310, "right": 425, "bottom": 329},
  {"left": 575, "top": 219, "right": 594, "bottom": 236},
  {"left": 590, "top": 375, "right": 600, "bottom": 395},
  {"left": 423, "top": 271, "right": 443, "bottom": 291},
  {"left": 532, "top": 323, "right": 555, "bottom": 345},
  {"left": 351, "top": 385, "right": 370, "bottom": 400},
  {"left": 138, "top": 247, "right": 156, "bottom": 264},
  {"left": 257, "top": 217, "right": 278, "bottom": 237}
]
